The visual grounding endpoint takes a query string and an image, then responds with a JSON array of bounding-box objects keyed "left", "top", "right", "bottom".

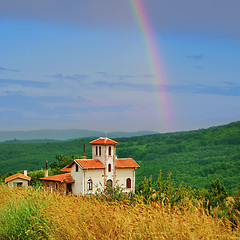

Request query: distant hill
[
  {"left": 0, "top": 121, "right": 239, "bottom": 193},
  {"left": 0, "top": 129, "right": 157, "bottom": 142}
]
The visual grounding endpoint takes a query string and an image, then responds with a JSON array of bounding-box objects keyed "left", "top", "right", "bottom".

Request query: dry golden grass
[
  {"left": 0, "top": 185, "right": 240, "bottom": 240},
  {"left": 46, "top": 195, "right": 240, "bottom": 239}
]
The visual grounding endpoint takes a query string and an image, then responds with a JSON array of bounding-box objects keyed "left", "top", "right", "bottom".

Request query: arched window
[
  {"left": 108, "top": 164, "right": 111, "bottom": 172},
  {"left": 96, "top": 146, "right": 98, "bottom": 156},
  {"left": 99, "top": 146, "right": 101, "bottom": 156},
  {"left": 126, "top": 178, "right": 131, "bottom": 189},
  {"left": 106, "top": 179, "right": 113, "bottom": 188},
  {"left": 108, "top": 146, "right": 111, "bottom": 156},
  {"left": 87, "top": 179, "right": 93, "bottom": 190}
]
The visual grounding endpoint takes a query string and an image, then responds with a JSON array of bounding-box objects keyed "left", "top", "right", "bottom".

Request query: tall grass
[
  {"left": 0, "top": 184, "right": 239, "bottom": 239},
  {"left": 0, "top": 185, "right": 50, "bottom": 239}
]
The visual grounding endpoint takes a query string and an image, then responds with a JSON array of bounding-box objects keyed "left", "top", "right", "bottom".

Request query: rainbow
[{"left": 130, "top": 0, "right": 172, "bottom": 129}]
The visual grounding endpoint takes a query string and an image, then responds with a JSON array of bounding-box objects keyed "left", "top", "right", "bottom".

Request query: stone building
[{"left": 5, "top": 170, "right": 31, "bottom": 187}]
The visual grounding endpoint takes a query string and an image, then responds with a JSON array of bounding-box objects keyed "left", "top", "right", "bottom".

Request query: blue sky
[{"left": 0, "top": 0, "right": 240, "bottom": 132}]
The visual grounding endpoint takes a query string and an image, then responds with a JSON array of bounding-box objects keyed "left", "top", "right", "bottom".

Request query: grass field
[{"left": 0, "top": 185, "right": 239, "bottom": 239}]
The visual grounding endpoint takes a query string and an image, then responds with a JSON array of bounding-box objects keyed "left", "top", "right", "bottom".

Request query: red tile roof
[
  {"left": 60, "top": 166, "right": 71, "bottom": 172},
  {"left": 89, "top": 137, "right": 118, "bottom": 145},
  {"left": 5, "top": 173, "right": 31, "bottom": 183},
  {"left": 115, "top": 158, "right": 140, "bottom": 168},
  {"left": 64, "top": 177, "right": 75, "bottom": 183},
  {"left": 75, "top": 159, "right": 105, "bottom": 169},
  {"left": 40, "top": 173, "right": 73, "bottom": 182},
  {"left": 65, "top": 159, "right": 105, "bottom": 170}
]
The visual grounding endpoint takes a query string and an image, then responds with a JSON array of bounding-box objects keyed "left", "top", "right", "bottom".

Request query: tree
[
  {"left": 156, "top": 171, "right": 190, "bottom": 206},
  {"left": 28, "top": 170, "right": 45, "bottom": 187},
  {"left": 207, "top": 178, "right": 228, "bottom": 208},
  {"left": 136, "top": 176, "right": 153, "bottom": 201},
  {"left": 52, "top": 153, "right": 80, "bottom": 170}
]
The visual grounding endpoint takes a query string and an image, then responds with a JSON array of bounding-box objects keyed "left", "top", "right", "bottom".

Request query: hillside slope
[
  {"left": 0, "top": 121, "right": 239, "bottom": 192},
  {"left": 119, "top": 121, "right": 240, "bottom": 192}
]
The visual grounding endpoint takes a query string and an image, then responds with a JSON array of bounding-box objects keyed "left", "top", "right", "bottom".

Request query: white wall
[
  {"left": 92, "top": 145, "right": 107, "bottom": 163},
  {"left": 71, "top": 162, "right": 105, "bottom": 195},
  {"left": 85, "top": 169, "right": 104, "bottom": 194},
  {"left": 116, "top": 168, "right": 136, "bottom": 193},
  {"left": 8, "top": 178, "right": 29, "bottom": 187},
  {"left": 71, "top": 163, "right": 84, "bottom": 196}
]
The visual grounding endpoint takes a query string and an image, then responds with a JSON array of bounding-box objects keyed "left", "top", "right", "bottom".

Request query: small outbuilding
[{"left": 5, "top": 170, "right": 31, "bottom": 187}]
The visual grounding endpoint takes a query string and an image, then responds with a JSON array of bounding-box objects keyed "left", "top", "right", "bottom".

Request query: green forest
[{"left": 0, "top": 121, "right": 240, "bottom": 193}]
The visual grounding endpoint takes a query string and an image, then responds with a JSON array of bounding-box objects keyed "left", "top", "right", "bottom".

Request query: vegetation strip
[
  {"left": 1, "top": 121, "right": 240, "bottom": 193},
  {"left": 0, "top": 184, "right": 239, "bottom": 239}
]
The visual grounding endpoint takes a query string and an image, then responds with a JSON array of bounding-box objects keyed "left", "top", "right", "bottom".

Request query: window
[
  {"left": 96, "top": 146, "right": 98, "bottom": 156},
  {"left": 87, "top": 179, "right": 93, "bottom": 190},
  {"left": 108, "top": 164, "right": 111, "bottom": 172},
  {"left": 99, "top": 146, "right": 101, "bottom": 156},
  {"left": 17, "top": 182, "right": 23, "bottom": 187},
  {"left": 108, "top": 146, "right": 111, "bottom": 156},
  {"left": 126, "top": 178, "right": 131, "bottom": 189},
  {"left": 55, "top": 182, "right": 58, "bottom": 190},
  {"left": 76, "top": 164, "right": 79, "bottom": 172}
]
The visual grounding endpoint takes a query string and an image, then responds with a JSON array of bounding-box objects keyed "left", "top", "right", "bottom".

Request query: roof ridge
[{"left": 5, "top": 172, "right": 31, "bottom": 183}]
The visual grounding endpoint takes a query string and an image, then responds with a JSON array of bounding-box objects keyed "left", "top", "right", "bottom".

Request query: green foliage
[
  {"left": 92, "top": 182, "right": 135, "bottom": 203},
  {"left": 28, "top": 169, "right": 60, "bottom": 187},
  {"left": 207, "top": 178, "right": 228, "bottom": 208},
  {"left": 155, "top": 171, "right": 192, "bottom": 206},
  {"left": 136, "top": 176, "right": 153, "bottom": 201},
  {"left": 0, "top": 138, "right": 92, "bottom": 175},
  {"left": 28, "top": 169, "right": 45, "bottom": 187},
  {"left": 134, "top": 172, "right": 239, "bottom": 227},
  {"left": 233, "top": 189, "right": 240, "bottom": 212},
  {"left": 54, "top": 153, "right": 80, "bottom": 169},
  {"left": 1, "top": 121, "right": 240, "bottom": 193}
]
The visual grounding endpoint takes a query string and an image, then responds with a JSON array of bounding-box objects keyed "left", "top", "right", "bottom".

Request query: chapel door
[{"left": 106, "top": 179, "right": 113, "bottom": 188}]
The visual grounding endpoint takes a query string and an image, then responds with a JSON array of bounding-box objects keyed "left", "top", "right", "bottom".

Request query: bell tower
[{"left": 89, "top": 137, "right": 118, "bottom": 186}]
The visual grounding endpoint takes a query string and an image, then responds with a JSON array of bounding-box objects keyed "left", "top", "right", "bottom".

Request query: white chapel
[{"left": 40, "top": 137, "right": 140, "bottom": 195}]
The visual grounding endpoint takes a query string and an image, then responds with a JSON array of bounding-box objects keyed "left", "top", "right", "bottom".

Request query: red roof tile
[
  {"left": 75, "top": 159, "right": 105, "bottom": 169},
  {"left": 64, "top": 177, "right": 75, "bottom": 183},
  {"left": 40, "top": 173, "right": 71, "bottom": 182},
  {"left": 5, "top": 173, "right": 31, "bottom": 183},
  {"left": 60, "top": 166, "right": 71, "bottom": 172},
  {"left": 89, "top": 137, "right": 118, "bottom": 145},
  {"left": 64, "top": 159, "right": 105, "bottom": 170},
  {"left": 115, "top": 158, "right": 140, "bottom": 168},
  {"left": 5, "top": 173, "right": 31, "bottom": 182}
]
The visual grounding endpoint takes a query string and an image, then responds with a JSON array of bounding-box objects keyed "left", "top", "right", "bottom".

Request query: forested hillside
[
  {"left": 117, "top": 121, "right": 240, "bottom": 193},
  {"left": 0, "top": 121, "right": 240, "bottom": 193}
]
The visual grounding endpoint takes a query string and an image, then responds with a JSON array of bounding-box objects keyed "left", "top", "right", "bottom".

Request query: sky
[{"left": 0, "top": 0, "right": 240, "bottom": 133}]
